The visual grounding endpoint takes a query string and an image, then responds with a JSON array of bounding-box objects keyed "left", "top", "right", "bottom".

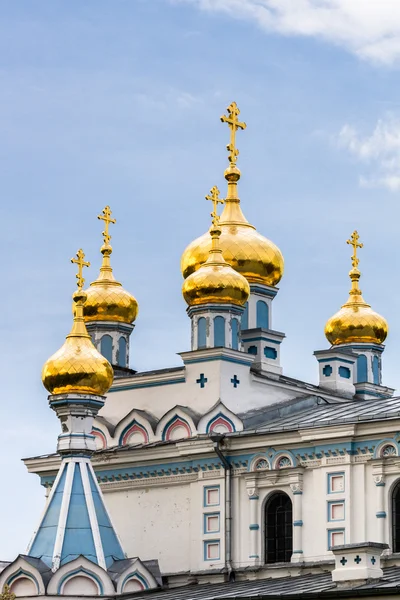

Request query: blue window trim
[
  {"left": 204, "top": 512, "right": 220, "bottom": 534},
  {"left": 327, "top": 500, "right": 345, "bottom": 522},
  {"left": 327, "top": 528, "right": 345, "bottom": 551},
  {"left": 203, "top": 485, "right": 220, "bottom": 507},
  {"left": 204, "top": 539, "right": 220, "bottom": 561},
  {"left": 327, "top": 472, "right": 345, "bottom": 494}
]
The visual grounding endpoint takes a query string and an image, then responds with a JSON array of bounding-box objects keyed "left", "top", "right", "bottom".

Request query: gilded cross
[
  {"left": 346, "top": 230, "right": 363, "bottom": 268},
  {"left": 220, "top": 101, "right": 246, "bottom": 165},
  {"left": 205, "top": 186, "right": 224, "bottom": 226},
  {"left": 98, "top": 205, "right": 116, "bottom": 245},
  {"left": 71, "top": 249, "right": 90, "bottom": 290}
]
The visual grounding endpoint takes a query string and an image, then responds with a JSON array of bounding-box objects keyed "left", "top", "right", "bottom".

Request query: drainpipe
[{"left": 211, "top": 434, "right": 234, "bottom": 582}]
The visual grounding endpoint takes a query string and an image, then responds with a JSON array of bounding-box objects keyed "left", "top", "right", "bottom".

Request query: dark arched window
[
  {"left": 257, "top": 300, "right": 269, "bottom": 329},
  {"left": 118, "top": 337, "right": 127, "bottom": 367},
  {"left": 198, "top": 317, "right": 206, "bottom": 348},
  {"left": 357, "top": 354, "right": 368, "bottom": 383},
  {"left": 101, "top": 335, "right": 113, "bottom": 363},
  {"left": 231, "top": 318, "right": 239, "bottom": 350},
  {"left": 392, "top": 481, "right": 400, "bottom": 552},
  {"left": 214, "top": 316, "right": 225, "bottom": 347},
  {"left": 265, "top": 492, "right": 293, "bottom": 563}
]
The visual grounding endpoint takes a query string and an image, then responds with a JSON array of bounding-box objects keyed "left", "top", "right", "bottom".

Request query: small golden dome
[
  {"left": 42, "top": 253, "right": 114, "bottom": 396},
  {"left": 83, "top": 207, "right": 138, "bottom": 324},
  {"left": 181, "top": 102, "right": 284, "bottom": 287},
  {"left": 325, "top": 231, "right": 388, "bottom": 346},
  {"left": 182, "top": 218, "right": 250, "bottom": 307},
  {"left": 83, "top": 247, "right": 138, "bottom": 323}
]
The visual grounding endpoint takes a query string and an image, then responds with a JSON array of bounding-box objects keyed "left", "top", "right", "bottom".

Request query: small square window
[
  {"left": 204, "top": 540, "right": 220, "bottom": 561},
  {"left": 204, "top": 513, "right": 220, "bottom": 534},
  {"left": 328, "top": 501, "right": 345, "bottom": 521},
  {"left": 328, "top": 528, "right": 345, "bottom": 549},
  {"left": 204, "top": 486, "right": 220, "bottom": 507},
  {"left": 328, "top": 472, "right": 345, "bottom": 494}
]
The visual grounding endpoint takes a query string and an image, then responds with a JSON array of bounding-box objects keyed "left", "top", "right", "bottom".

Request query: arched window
[
  {"left": 357, "top": 354, "right": 368, "bottom": 383},
  {"left": 242, "top": 302, "right": 249, "bottom": 330},
  {"left": 101, "top": 335, "right": 113, "bottom": 363},
  {"left": 118, "top": 337, "right": 127, "bottom": 367},
  {"left": 392, "top": 480, "right": 400, "bottom": 552},
  {"left": 372, "top": 355, "right": 380, "bottom": 385},
  {"left": 198, "top": 317, "right": 206, "bottom": 348},
  {"left": 257, "top": 300, "right": 269, "bottom": 329},
  {"left": 214, "top": 316, "right": 225, "bottom": 347},
  {"left": 231, "top": 318, "right": 239, "bottom": 350},
  {"left": 265, "top": 492, "right": 293, "bottom": 563}
]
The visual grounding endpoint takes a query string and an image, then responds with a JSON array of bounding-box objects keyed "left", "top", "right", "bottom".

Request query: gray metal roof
[
  {"left": 129, "top": 566, "right": 400, "bottom": 599},
  {"left": 244, "top": 396, "right": 400, "bottom": 433}
]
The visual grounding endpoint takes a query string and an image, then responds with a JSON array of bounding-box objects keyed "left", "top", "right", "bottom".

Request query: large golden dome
[
  {"left": 181, "top": 101, "right": 283, "bottom": 287},
  {"left": 325, "top": 231, "right": 388, "bottom": 346},
  {"left": 182, "top": 219, "right": 250, "bottom": 307},
  {"left": 42, "top": 253, "right": 114, "bottom": 396},
  {"left": 83, "top": 206, "right": 138, "bottom": 324}
]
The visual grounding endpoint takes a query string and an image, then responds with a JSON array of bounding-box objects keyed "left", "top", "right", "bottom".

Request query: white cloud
[
  {"left": 337, "top": 115, "right": 400, "bottom": 191},
  {"left": 175, "top": 0, "right": 400, "bottom": 65}
]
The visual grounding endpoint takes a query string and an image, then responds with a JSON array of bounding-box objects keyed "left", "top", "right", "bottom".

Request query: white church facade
[{"left": 3, "top": 102, "right": 400, "bottom": 599}]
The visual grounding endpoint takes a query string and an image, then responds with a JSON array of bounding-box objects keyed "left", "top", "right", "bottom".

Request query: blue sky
[{"left": 1, "top": 0, "right": 400, "bottom": 558}]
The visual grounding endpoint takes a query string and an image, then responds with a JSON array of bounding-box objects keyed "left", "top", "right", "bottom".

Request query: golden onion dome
[
  {"left": 82, "top": 206, "right": 138, "bottom": 324},
  {"left": 325, "top": 231, "right": 388, "bottom": 346},
  {"left": 181, "top": 102, "right": 284, "bottom": 287},
  {"left": 182, "top": 216, "right": 250, "bottom": 307},
  {"left": 42, "top": 251, "right": 114, "bottom": 396}
]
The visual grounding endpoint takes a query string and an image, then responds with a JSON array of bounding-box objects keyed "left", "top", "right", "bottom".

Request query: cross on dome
[
  {"left": 98, "top": 205, "right": 116, "bottom": 246},
  {"left": 220, "top": 101, "right": 246, "bottom": 166},
  {"left": 347, "top": 230, "right": 363, "bottom": 269},
  {"left": 205, "top": 186, "right": 224, "bottom": 227},
  {"left": 71, "top": 249, "right": 90, "bottom": 290}
]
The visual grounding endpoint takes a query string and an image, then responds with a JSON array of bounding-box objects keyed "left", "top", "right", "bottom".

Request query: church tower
[
  {"left": 182, "top": 187, "right": 249, "bottom": 350},
  {"left": 316, "top": 231, "right": 392, "bottom": 399},
  {"left": 181, "top": 102, "right": 285, "bottom": 374},
  {"left": 83, "top": 206, "right": 138, "bottom": 375}
]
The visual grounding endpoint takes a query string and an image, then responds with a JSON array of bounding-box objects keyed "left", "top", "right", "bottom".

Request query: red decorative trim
[
  {"left": 208, "top": 416, "right": 234, "bottom": 433},
  {"left": 92, "top": 429, "right": 107, "bottom": 449},
  {"left": 164, "top": 417, "right": 191, "bottom": 441},
  {"left": 122, "top": 423, "right": 149, "bottom": 445}
]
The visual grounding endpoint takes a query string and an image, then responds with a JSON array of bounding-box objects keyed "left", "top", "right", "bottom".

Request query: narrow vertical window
[
  {"left": 265, "top": 492, "right": 293, "bottom": 563},
  {"left": 392, "top": 480, "right": 400, "bottom": 552},
  {"left": 372, "top": 355, "right": 380, "bottom": 385},
  {"left": 231, "top": 318, "right": 239, "bottom": 350},
  {"left": 100, "top": 335, "right": 113, "bottom": 363},
  {"left": 198, "top": 317, "right": 206, "bottom": 349},
  {"left": 118, "top": 337, "right": 127, "bottom": 367},
  {"left": 357, "top": 354, "right": 368, "bottom": 382},
  {"left": 214, "top": 316, "right": 225, "bottom": 347},
  {"left": 256, "top": 300, "right": 269, "bottom": 329},
  {"left": 242, "top": 302, "right": 249, "bottom": 330}
]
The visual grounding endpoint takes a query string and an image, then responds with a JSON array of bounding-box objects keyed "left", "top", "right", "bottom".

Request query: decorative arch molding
[
  {"left": 374, "top": 438, "right": 400, "bottom": 459},
  {"left": 92, "top": 427, "right": 107, "bottom": 450},
  {"left": 272, "top": 451, "right": 296, "bottom": 470},
  {"left": 156, "top": 406, "right": 199, "bottom": 442},
  {"left": 0, "top": 557, "right": 46, "bottom": 596},
  {"left": 119, "top": 421, "right": 149, "bottom": 446},
  {"left": 198, "top": 402, "right": 243, "bottom": 435},
  {"left": 47, "top": 557, "right": 114, "bottom": 597},
  {"left": 114, "top": 559, "right": 158, "bottom": 594},
  {"left": 162, "top": 416, "right": 192, "bottom": 441},
  {"left": 249, "top": 454, "right": 271, "bottom": 472},
  {"left": 113, "top": 410, "right": 156, "bottom": 447}
]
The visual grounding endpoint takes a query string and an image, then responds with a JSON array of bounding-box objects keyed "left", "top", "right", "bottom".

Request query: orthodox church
[{"left": 3, "top": 102, "right": 400, "bottom": 599}]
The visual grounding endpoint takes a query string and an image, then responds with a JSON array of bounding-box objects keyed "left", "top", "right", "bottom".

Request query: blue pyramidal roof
[{"left": 28, "top": 459, "right": 125, "bottom": 570}]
